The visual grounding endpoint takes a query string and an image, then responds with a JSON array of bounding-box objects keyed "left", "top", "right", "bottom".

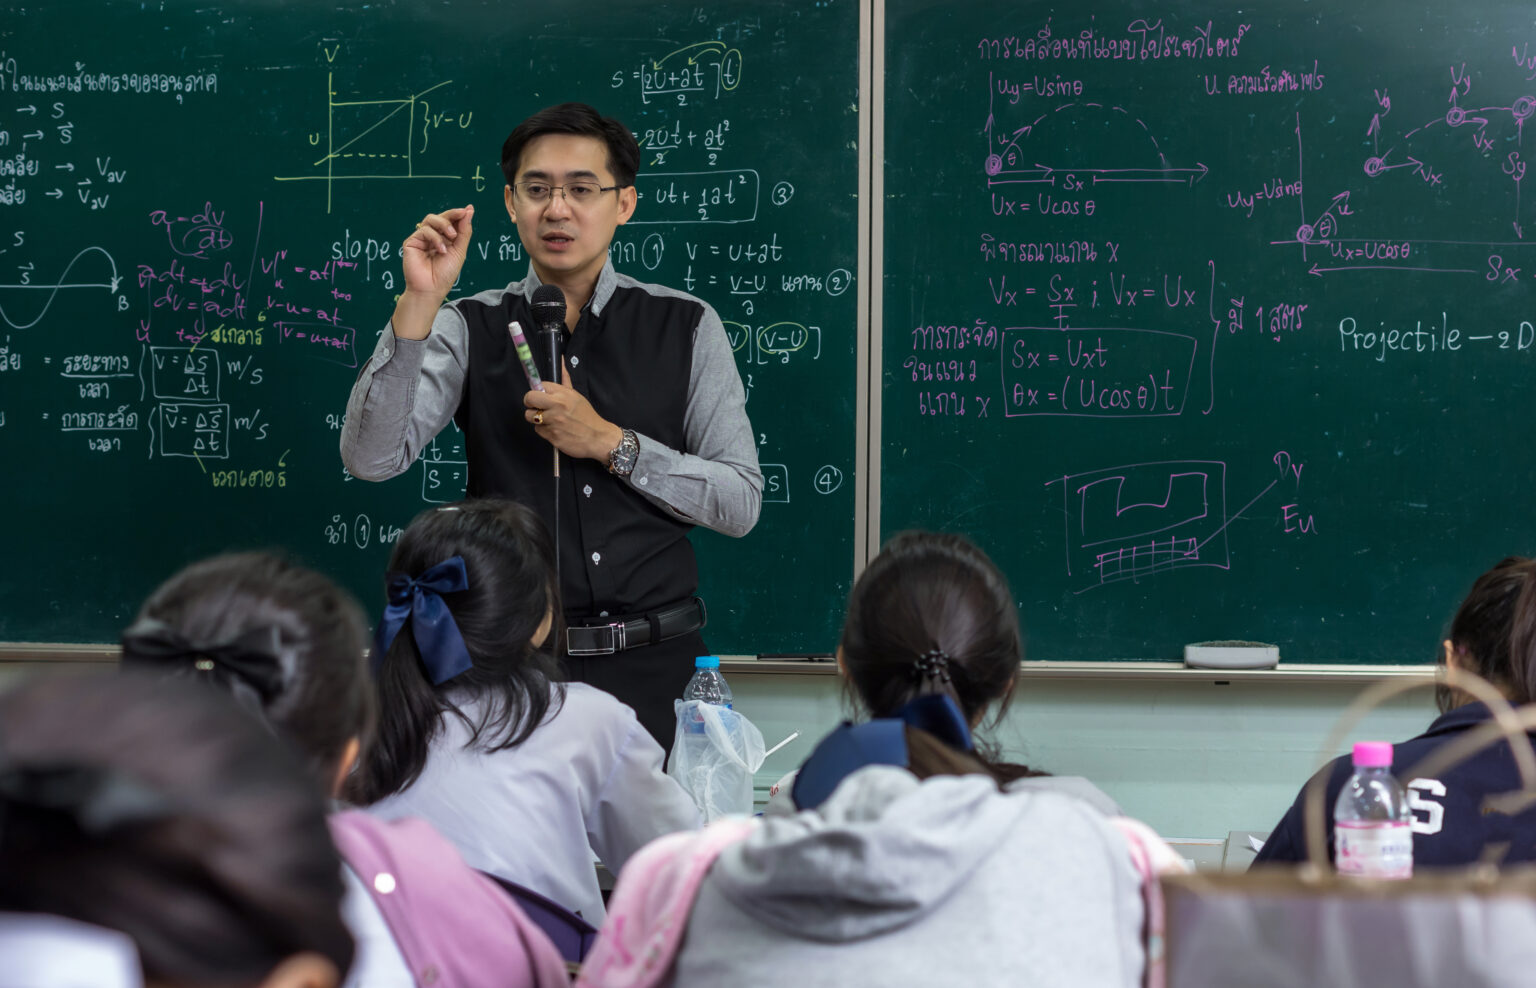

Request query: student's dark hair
[
  {"left": 1438, "top": 555, "right": 1536, "bottom": 712},
  {"left": 840, "top": 530, "right": 1043, "bottom": 785},
  {"left": 122, "top": 552, "right": 376, "bottom": 790},
  {"left": 500, "top": 101, "right": 641, "bottom": 188},
  {"left": 0, "top": 671, "right": 353, "bottom": 986},
  {"left": 350, "top": 498, "right": 566, "bottom": 804},
  {"left": 901, "top": 725, "right": 1006, "bottom": 781}
]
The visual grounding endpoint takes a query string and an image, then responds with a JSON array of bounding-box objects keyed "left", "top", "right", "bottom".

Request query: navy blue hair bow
[
  {"left": 791, "top": 694, "right": 975, "bottom": 811},
  {"left": 375, "top": 556, "right": 474, "bottom": 686}
]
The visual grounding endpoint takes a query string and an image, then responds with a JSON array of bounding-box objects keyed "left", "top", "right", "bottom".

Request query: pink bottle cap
[{"left": 1351, "top": 741, "right": 1394, "bottom": 767}]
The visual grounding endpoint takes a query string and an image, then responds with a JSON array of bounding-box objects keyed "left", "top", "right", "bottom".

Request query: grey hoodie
[{"left": 665, "top": 766, "right": 1146, "bottom": 987}]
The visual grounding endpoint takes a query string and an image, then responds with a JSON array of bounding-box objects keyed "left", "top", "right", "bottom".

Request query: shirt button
[
  {"left": 583, "top": 484, "right": 593, "bottom": 497},
  {"left": 638, "top": 476, "right": 648, "bottom": 487},
  {"left": 591, "top": 551, "right": 601, "bottom": 564},
  {"left": 373, "top": 873, "right": 397, "bottom": 895},
  {"left": 570, "top": 355, "right": 580, "bottom": 367}
]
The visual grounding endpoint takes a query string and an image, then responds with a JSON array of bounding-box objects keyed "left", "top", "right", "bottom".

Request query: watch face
[{"left": 610, "top": 431, "right": 639, "bottom": 475}]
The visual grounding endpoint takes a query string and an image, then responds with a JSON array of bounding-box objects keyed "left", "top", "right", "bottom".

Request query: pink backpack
[
  {"left": 575, "top": 817, "right": 758, "bottom": 988},
  {"left": 329, "top": 811, "right": 571, "bottom": 988}
]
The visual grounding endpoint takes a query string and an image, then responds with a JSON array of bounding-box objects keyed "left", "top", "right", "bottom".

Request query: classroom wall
[
  {"left": 0, "top": 655, "right": 1434, "bottom": 839},
  {"left": 731, "top": 670, "right": 1435, "bottom": 839}
]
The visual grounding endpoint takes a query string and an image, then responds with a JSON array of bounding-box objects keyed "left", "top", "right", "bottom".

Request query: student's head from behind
[
  {"left": 1440, "top": 555, "right": 1536, "bottom": 710},
  {"left": 500, "top": 102, "right": 640, "bottom": 286},
  {"left": 0, "top": 672, "right": 352, "bottom": 988},
  {"left": 350, "top": 499, "right": 565, "bottom": 804},
  {"left": 119, "top": 552, "right": 375, "bottom": 796},
  {"left": 839, "top": 530, "right": 1021, "bottom": 727}
]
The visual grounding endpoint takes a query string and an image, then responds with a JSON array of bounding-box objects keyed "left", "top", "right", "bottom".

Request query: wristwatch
[{"left": 607, "top": 428, "right": 640, "bottom": 476}]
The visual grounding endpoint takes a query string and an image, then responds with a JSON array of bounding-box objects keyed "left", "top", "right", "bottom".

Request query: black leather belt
[{"left": 566, "top": 597, "right": 707, "bottom": 656}]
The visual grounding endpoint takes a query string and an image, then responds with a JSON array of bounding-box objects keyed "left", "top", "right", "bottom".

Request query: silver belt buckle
[{"left": 567, "top": 621, "right": 627, "bottom": 656}]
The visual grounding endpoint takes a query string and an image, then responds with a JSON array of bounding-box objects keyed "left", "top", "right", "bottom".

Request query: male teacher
[{"left": 341, "top": 102, "right": 762, "bottom": 747}]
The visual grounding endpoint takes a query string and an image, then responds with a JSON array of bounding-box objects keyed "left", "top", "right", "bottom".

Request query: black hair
[
  {"left": 1439, "top": 555, "right": 1536, "bottom": 712},
  {"left": 123, "top": 552, "right": 376, "bottom": 791},
  {"left": 500, "top": 102, "right": 641, "bottom": 189},
  {"left": 349, "top": 498, "right": 566, "bottom": 805},
  {"left": 902, "top": 724, "right": 1003, "bottom": 782},
  {"left": 840, "top": 530, "right": 1043, "bottom": 785},
  {"left": 0, "top": 671, "right": 353, "bottom": 986}
]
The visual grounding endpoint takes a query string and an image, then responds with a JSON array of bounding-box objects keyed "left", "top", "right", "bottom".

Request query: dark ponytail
[
  {"left": 349, "top": 498, "right": 566, "bottom": 804},
  {"left": 1441, "top": 556, "right": 1536, "bottom": 712},
  {"left": 840, "top": 531, "right": 1042, "bottom": 785}
]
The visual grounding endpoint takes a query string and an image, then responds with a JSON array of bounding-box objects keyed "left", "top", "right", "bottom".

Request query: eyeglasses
[{"left": 512, "top": 181, "right": 623, "bottom": 205}]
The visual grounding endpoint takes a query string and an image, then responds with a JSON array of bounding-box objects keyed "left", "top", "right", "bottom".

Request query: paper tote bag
[
  {"left": 1162, "top": 868, "right": 1536, "bottom": 988},
  {"left": 1164, "top": 668, "right": 1536, "bottom": 988}
]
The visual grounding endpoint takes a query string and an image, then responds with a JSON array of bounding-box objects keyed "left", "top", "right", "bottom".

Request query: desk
[
  {"left": 1222, "top": 831, "right": 1270, "bottom": 872},
  {"left": 1167, "top": 839, "right": 1226, "bottom": 872},
  {"left": 1168, "top": 832, "right": 1270, "bottom": 872}
]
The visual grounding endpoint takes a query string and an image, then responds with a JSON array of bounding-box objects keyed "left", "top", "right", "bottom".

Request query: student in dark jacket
[{"left": 1255, "top": 556, "right": 1536, "bottom": 868}]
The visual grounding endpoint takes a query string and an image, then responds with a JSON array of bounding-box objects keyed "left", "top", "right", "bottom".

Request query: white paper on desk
[{"left": 1248, "top": 835, "right": 1266, "bottom": 853}]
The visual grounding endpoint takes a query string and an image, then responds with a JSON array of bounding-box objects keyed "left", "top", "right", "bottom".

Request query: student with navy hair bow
[
  {"left": 351, "top": 498, "right": 700, "bottom": 924},
  {"left": 578, "top": 532, "right": 1181, "bottom": 988}
]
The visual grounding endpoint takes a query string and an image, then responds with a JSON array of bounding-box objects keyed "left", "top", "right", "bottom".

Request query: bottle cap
[
  {"left": 694, "top": 655, "right": 720, "bottom": 669},
  {"left": 1351, "top": 741, "right": 1394, "bottom": 768}
]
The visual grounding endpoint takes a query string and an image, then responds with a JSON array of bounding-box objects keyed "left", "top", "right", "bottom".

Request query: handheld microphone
[
  {"left": 529, "top": 285, "right": 567, "bottom": 585},
  {"left": 531, "top": 284, "right": 567, "bottom": 384}
]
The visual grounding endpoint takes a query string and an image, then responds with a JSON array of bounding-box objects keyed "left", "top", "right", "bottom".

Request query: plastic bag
[{"left": 668, "top": 699, "right": 765, "bottom": 821}]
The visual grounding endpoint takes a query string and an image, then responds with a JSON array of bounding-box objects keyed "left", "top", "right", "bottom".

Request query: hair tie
[
  {"left": 120, "top": 618, "right": 286, "bottom": 703},
  {"left": 0, "top": 756, "right": 169, "bottom": 835},
  {"left": 376, "top": 556, "right": 474, "bottom": 686},
  {"left": 912, "top": 647, "right": 953, "bottom": 684}
]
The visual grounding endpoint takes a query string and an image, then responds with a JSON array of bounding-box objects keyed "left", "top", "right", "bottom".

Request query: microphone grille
[{"left": 531, "top": 284, "right": 566, "bottom": 323}]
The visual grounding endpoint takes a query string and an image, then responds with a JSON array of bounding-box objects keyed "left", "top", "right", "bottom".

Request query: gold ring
[
  {"left": 533, "top": 411, "right": 544, "bottom": 426},
  {"left": 415, "top": 221, "right": 424, "bottom": 229}
]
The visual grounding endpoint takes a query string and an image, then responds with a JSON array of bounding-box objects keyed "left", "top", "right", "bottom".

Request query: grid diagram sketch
[{"left": 1048, "top": 460, "right": 1232, "bottom": 592}]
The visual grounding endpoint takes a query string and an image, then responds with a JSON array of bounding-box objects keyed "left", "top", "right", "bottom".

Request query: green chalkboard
[
  {"left": 883, "top": 0, "right": 1536, "bottom": 661},
  {"left": 0, "top": 0, "right": 858, "bottom": 648}
]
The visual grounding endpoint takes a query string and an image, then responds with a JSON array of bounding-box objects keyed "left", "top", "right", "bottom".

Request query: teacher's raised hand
[{"left": 393, "top": 204, "right": 474, "bottom": 341}]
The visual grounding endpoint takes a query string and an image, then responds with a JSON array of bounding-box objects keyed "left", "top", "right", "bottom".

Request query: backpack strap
[
  {"left": 1110, "top": 817, "right": 1189, "bottom": 988},
  {"left": 576, "top": 816, "right": 758, "bottom": 988},
  {"left": 329, "top": 811, "right": 570, "bottom": 987}
]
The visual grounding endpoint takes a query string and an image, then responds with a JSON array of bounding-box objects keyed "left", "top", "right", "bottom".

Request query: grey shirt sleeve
[
  {"left": 627, "top": 302, "right": 763, "bottom": 538},
  {"left": 340, "top": 298, "right": 763, "bottom": 539},
  {"left": 339, "top": 306, "right": 469, "bottom": 482}
]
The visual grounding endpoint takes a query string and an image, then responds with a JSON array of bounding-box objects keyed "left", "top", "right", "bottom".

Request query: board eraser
[{"left": 1184, "top": 640, "right": 1279, "bottom": 669}]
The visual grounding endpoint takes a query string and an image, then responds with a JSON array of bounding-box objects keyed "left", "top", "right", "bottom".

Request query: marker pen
[{"left": 508, "top": 320, "right": 544, "bottom": 392}]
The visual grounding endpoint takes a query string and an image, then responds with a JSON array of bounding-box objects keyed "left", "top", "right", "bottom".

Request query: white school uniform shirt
[
  {"left": 338, "top": 865, "right": 414, "bottom": 988},
  {"left": 0, "top": 914, "right": 142, "bottom": 988},
  {"left": 366, "top": 683, "right": 701, "bottom": 922}
]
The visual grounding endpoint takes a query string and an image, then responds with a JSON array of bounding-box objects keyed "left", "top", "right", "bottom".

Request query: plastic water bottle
[
  {"left": 683, "top": 655, "right": 732, "bottom": 708},
  {"left": 679, "top": 655, "right": 731, "bottom": 737},
  {"left": 672, "top": 656, "right": 757, "bottom": 821},
  {"left": 1333, "top": 741, "right": 1412, "bottom": 879}
]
